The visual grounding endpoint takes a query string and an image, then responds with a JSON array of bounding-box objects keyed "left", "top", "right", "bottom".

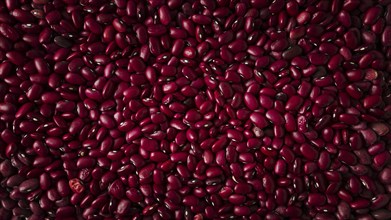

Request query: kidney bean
[
  {"left": 85, "top": 18, "right": 103, "bottom": 34},
  {"left": 238, "top": 64, "right": 253, "bottom": 79},
  {"left": 234, "top": 206, "right": 251, "bottom": 216},
  {"left": 363, "top": 6, "right": 383, "bottom": 25},
  {"left": 370, "top": 123, "right": 389, "bottom": 136},
  {"left": 0, "top": 23, "right": 20, "bottom": 41},
  {"left": 274, "top": 159, "right": 287, "bottom": 176},
  {"left": 271, "top": 39, "right": 289, "bottom": 51},
  {"left": 56, "top": 179, "right": 71, "bottom": 197},
  {"left": 249, "top": 112, "right": 268, "bottom": 129},
  {"left": 19, "top": 179, "right": 39, "bottom": 193},
  {"left": 308, "top": 193, "right": 326, "bottom": 206},
  {"left": 315, "top": 94, "right": 334, "bottom": 107},
  {"left": 298, "top": 143, "right": 318, "bottom": 161},
  {"left": 265, "top": 109, "right": 285, "bottom": 125},
  {"left": 116, "top": 199, "right": 131, "bottom": 216},
  {"left": 44, "top": 137, "right": 63, "bottom": 149},
  {"left": 76, "top": 157, "right": 96, "bottom": 169},
  {"left": 285, "top": 95, "right": 304, "bottom": 111},
  {"left": 382, "top": 26, "right": 391, "bottom": 46},
  {"left": 359, "top": 129, "right": 378, "bottom": 145},
  {"left": 282, "top": 45, "right": 303, "bottom": 60},
  {"left": 338, "top": 150, "right": 358, "bottom": 165},
  {"left": 350, "top": 199, "right": 370, "bottom": 209},
  {"left": 339, "top": 114, "right": 360, "bottom": 125},
  {"left": 373, "top": 151, "right": 391, "bottom": 168}
]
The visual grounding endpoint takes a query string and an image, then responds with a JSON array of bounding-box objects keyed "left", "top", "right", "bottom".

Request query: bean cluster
[{"left": 0, "top": 0, "right": 391, "bottom": 219}]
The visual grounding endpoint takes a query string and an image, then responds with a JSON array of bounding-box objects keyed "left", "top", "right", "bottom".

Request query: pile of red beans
[{"left": 0, "top": 0, "right": 391, "bottom": 219}]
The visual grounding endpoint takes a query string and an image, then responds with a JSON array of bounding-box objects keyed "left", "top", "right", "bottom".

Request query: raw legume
[{"left": 0, "top": 0, "right": 390, "bottom": 219}]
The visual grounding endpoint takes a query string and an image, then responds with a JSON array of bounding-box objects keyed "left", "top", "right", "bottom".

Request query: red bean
[
  {"left": 238, "top": 64, "right": 253, "bottom": 79},
  {"left": 274, "top": 159, "right": 287, "bottom": 176},
  {"left": 227, "top": 129, "right": 244, "bottom": 142},
  {"left": 114, "top": 199, "right": 130, "bottom": 216},
  {"left": 374, "top": 151, "right": 391, "bottom": 168},
  {"left": 363, "top": 6, "right": 383, "bottom": 25},
  {"left": 99, "top": 114, "right": 116, "bottom": 129},
  {"left": 266, "top": 109, "right": 285, "bottom": 125},
  {"left": 244, "top": 92, "right": 259, "bottom": 110},
  {"left": 371, "top": 123, "right": 390, "bottom": 136},
  {"left": 56, "top": 179, "right": 70, "bottom": 197},
  {"left": 300, "top": 143, "right": 319, "bottom": 160},
  {"left": 382, "top": 26, "right": 391, "bottom": 46},
  {"left": 19, "top": 179, "right": 39, "bottom": 193},
  {"left": 315, "top": 94, "right": 334, "bottom": 107},
  {"left": 282, "top": 45, "right": 303, "bottom": 60},
  {"left": 229, "top": 39, "right": 247, "bottom": 53},
  {"left": 234, "top": 206, "right": 251, "bottom": 216},
  {"left": 338, "top": 150, "right": 357, "bottom": 165},
  {"left": 270, "top": 60, "right": 288, "bottom": 72},
  {"left": 258, "top": 95, "right": 273, "bottom": 109},
  {"left": 285, "top": 95, "right": 304, "bottom": 111},
  {"left": 360, "top": 129, "right": 377, "bottom": 145},
  {"left": 362, "top": 95, "right": 382, "bottom": 109},
  {"left": 250, "top": 112, "right": 269, "bottom": 129},
  {"left": 351, "top": 199, "right": 370, "bottom": 209},
  {"left": 85, "top": 18, "right": 102, "bottom": 34},
  {"left": 339, "top": 114, "right": 360, "bottom": 125},
  {"left": 76, "top": 157, "right": 96, "bottom": 169},
  {"left": 108, "top": 179, "right": 125, "bottom": 199},
  {"left": 308, "top": 193, "right": 326, "bottom": 206},
  {"left": 0, "top": 102, "right": 16, "bottom": 114},
  {"left": 371, "top": 194, "right": 390, "bottom": 210},
  {"left": 0, "top": 23, "right": 20, "bottom": 41}
]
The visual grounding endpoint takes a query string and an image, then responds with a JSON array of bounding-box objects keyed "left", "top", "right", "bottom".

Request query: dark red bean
[
  {"left": 308, "top": 193, "right": 326, "bottom": 206},
  {"left": 0, "top": 102, "right": 16, "bottom": 114},
  {"left": 117, "top": 199, "right": 131, "bottom": 216},
  {"left": 339, "top": 114, "right": 360, "bottom": 125},
  {"left": 351, "top": 199, "right": 370, "bottom": 209},
  {"left": 56, "top": 179, "right": 70, "bottom": 197},
  {"left": 227, "top": 129, "right": 244, "bottom": 142},
  {"left": 300, "top": 143, "right": 319, "bottom": 160},
  {"left": 234, "top": 206, "right": 251, "bottom": 216},
  {"left": 371, "top": 194, "right": 390, "bottom": 210},
  {"left": 85, "top": 18, "right": 102, "bottom": 34},
  {"left": 363, "top": 6, "right": 383, "bottom": 25},
  {"left": 76, "top": 157, "right": 96, "bottom": 169},
  {"left": 6, "top": 51, "right": 26, "bottom": 65},
  {"left": 250, "top": 112, "right": 269, "bottom": 128},
  {"left": 54, "top": 36, "right": 72, "bottom": 48},
  {"left": 285, "top": 95, "right": 304, "bottom": 111},
  {"left": 363, "top": 95, "right": 382, "bottom": 109},
  {"left": 238, "top": 64, "right": 253, "bottom": 79},
  {"left": 99, "top": 114, "right": 116, "bottom": 129},
  {"left": 371, "top": 123, "right": 390, "bottom": 136},
  {"left": 282, "top": 45, "right": 303, "bottom": 60},
  {"left": 69, "top": 178, "right": 84, "bottom": 194},
  {"left": 0, "top": 23, "right": 19, "bottom": 41},
  {"left": 44, "top": 137, "right": 63, "bottom": 149},
  {"left": 266, "top": 109, "right": 285, "bottom": 125},
  {"left": 19, "top": 179, "right": 39, "bottom": 193},
  {"left": 338, "top": 150, "right": 357, "bottom": 165},
  {"left": 315, "top": 94, "right": 334, "bottom": 107},
  {"left": 382, "top": 26, "right": 391, "bottom": 46},
  {"left": 244, "top": 92, "right": 259, "bottom": 110},
  {"left": 274, "top": 159, "right": 287, "bottom": 176},
  {"left": 360, "top": 129, "right": 377, "bottom": 145}
]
